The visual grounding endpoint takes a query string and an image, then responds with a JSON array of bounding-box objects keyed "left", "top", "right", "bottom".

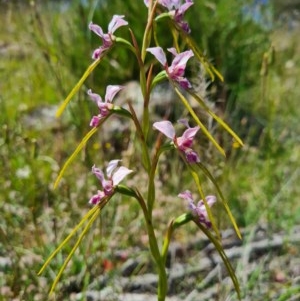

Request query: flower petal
[
  {"left": 160, "top": 0, "right": 180, "bottom": 10},
  {"left": 185, "top": 148, "right": 200, "bottom": 163},
  {"left": 178, "top": 1, "right": 193, "bottom": 15},
  {"left": 178, "top": 21, "right": 191, "bottom": 34},
  {"left": 90, "top": 115, "right": 101, "bottom": 127},
  {"left": 87, "top": 89, "right": 102, "bottom": 104},
  {"left": 204, "top": 195, "right": 217, "bottom": 207},
  {"left": 91, "top": 46, "right": 107, "bottom": 60},
  {"left": 105, "top": 85, "right": 124, "bottom": 103},
  {"left": 89, "top": 22, "right": 104, "bottom": 37},
  {"left": 108, "top": 15, "right": 128, "bottom": 34},
  {"left": 106, "top": 159, "right": 121, "bottom": 178},
  {"left": 177, "top": 118, "right": 190, "bottom": 128},
  {"left": 181, "top": 126, "right": 200, "bottom": 141},
  {"left": 146, "top": 47, "right": 167, "bottom": 66},
  {"left": 175, "top": 77, "right": 192, "bottom": 89},
  {"left": 89, "top": 190, "right": 106, "bottom": 205},
  {"left": 153, "top": 120, "right": 176, "bottom": 139},
  {"left": 112, "top": 166, "right": 133, "bottom": 185},
  {"left": 167, "top": 47, "right": 178, "bottom": 57},
  {"left": 169, "top": 49, "right": 194, "bottom": 75},
  {"left": 178, "top": 190, "right": 193, "bottom": 202},
  {"left": 177, "top": 126, "right": 199, "bottom": 149},
  {"left": 92, "top": 165, "right": 105, "bottom": 183},
  {"left": 197, "top": 196, "right": 216, "bottom": 212}
]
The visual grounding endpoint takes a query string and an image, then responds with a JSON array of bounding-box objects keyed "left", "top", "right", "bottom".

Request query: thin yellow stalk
[
  {"left": 54, "top": 126, "right": 98, "bottom": 188},
  {"left": 49, "top": 206, "right": 101, "bottom": 294},
  {"left": 174, "top": 86, "right": 226, "bottom": 157},
  {"left": 56, "top": 59, "right": 102, "bottom": 118},
  {"left": 197, "top": 222, "right": 241, "bottom": 299},
  {"left": 188, "top": 166, "right": 221, "bottom": 240},
  {"left": 196, "top": 162, "right": 241, "bottom": 239},
  {"left": 38, "top": 205, "right": 99, "bottom": 276},
  {"left": 187, "top": 90, "right": 244, "bottom": 147}
]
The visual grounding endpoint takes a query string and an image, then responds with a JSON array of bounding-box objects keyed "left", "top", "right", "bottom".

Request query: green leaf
[
  {"left": 173, "top": 213, "right": 193, "bottom": 228},
  {"left": 150, "top": 70, "right": 167, "bottom": 91},
  {"left": 115, "top": 185, "right": 139, "bottom": 198},
  {"left": 111, "top": 106, "right": 132, "bottom": 119},
  {"left": 115, "top": 37, "right": 136, "bottom": 54}
]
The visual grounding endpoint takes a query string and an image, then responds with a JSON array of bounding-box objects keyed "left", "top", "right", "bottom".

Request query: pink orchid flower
[
  {"left": 89, "top": 15, "right": 128, "bottom": 59},
  {"left": 144, "top": 0, "right": 193, "bottom": 33},
  {"left": 178, "top": 190, "right": 216, "bottom": 228},
  {"left": 89, "top": 160, "right": 133, "bottom": 205},
  {"left": 146, "top": 47, "right": 194, "bottom": 89},
  {"left": 153, "top": 119, "right": 200, "bottom": 163},
  {"left": 87, "top": 85, "right": 123, "bottom": 127}
]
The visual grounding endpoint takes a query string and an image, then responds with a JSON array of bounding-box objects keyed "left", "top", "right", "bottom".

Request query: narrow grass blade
[
  {"left": 49, "top": 206, "right": 101, "bottom": 294},
  {"left": 197, "top": 222, "right": 241, "bottom": 300},
  {"left": 196, "top": 162, "right": 241, "bottom": 239},
  {"left": 54, "top": 126, "right": 99, "bottom": 188},
  {"left": 54, "top": 108, "right": 132, "bottom": 189},
  {"left": 174, "top": 86, "right": 226, "bottom": 157},
  {"left": 56, "top": 59, "right": 102, "bottom": 118},
  {"left": 37, "top": 205, "right": 99, "bottom": 276},
  {"left": 182, "top": 32, "right": 224, "bottom": 82},
  {"left": 188, "top": 90, "right": 244, "bottom": 147}
]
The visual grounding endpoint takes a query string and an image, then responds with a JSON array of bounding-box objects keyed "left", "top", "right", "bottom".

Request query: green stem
[
  {"left": 134, "top": 189, "right": 168, "bottom": 301},
  {"left": 161, "top": 220, "right": 174, "bottom": 266},
  {"left": 141, "top": 1, "right": 158, "bottom": 62},
  {"left": 127, "top": 102, "right": 151, "bottom": 172}
]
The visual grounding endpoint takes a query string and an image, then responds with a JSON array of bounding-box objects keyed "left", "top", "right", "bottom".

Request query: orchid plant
[{"left": 39, "top": 1, "right": 243, "bottom": 300}]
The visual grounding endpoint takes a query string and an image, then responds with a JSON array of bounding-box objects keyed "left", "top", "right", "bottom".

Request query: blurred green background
[{"left": 1, "top": 0, "right": 300, "bottom": 300}]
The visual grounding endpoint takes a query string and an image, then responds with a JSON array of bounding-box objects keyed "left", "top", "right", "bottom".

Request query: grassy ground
[{"left": 0, "top": 1, "right": 300, "bottom": 300}]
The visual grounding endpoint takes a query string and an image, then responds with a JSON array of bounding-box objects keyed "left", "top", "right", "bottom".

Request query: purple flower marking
[
  {"left": 89, "top": 160, "right": 133, "bottom": 205},
  {"left": 88, "top": 85, "right": 123, "bottom": 127},
  {"left": 178, "top": 190, "right": 216, "bottom": 228},
  {"left": 153, "top": 119, "right": 200, "bottom": 163},
  {"left": 89, "top": 15, "right": 128, "bottom": 60},
  {"left": 146, "top": 47, "right": 194, "bottom": 89},
  {"left": 144, "top": 0, "right": 193, "bottom": 33}
]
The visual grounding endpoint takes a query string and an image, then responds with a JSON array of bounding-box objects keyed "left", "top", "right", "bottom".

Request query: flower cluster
[
  {"left": 89, "top": 160, "right": 132, "bottom": 205},
  {"left": 87, "top": 85, "right": 123, "bottom": 127},
  {"left": 147, "top": 47, "right": 194, "bottom": 89},
  {"left": 144, "top": 0, "right": 193, "bottom": 33},
  {"left": 89, "top": 15, "right": 128, "bottom": 60},
  {"left": 178, "top": 190, "right": 216, "bottom": 228},
  {"left": 153, "top": 119, "right": 200, "bottom": 163}
]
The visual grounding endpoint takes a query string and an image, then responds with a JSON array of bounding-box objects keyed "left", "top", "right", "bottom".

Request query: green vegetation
[{"left": 0, "top": 0, "right": 299, "bottom": 300}]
